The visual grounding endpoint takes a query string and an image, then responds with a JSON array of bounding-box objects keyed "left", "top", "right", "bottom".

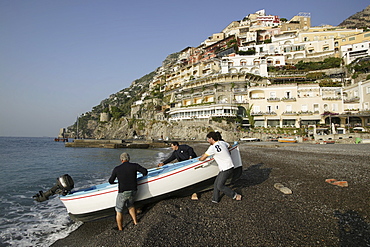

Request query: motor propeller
[{"left": 33, "top": 174, "right": 74, "bottom": 202}]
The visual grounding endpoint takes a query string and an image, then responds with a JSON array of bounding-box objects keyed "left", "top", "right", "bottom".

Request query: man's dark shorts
[{"left": 115, "top": 190, "right": 137, "bottom": 212}]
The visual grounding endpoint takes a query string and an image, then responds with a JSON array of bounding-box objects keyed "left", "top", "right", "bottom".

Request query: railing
[
  {"left": 344, "top": 97, "right": 360, "bottom": 103},
  {"left": 298, "top": 111, "right": 313, "bottom": 115},
  {"left": 282, "top": 111, "right": 298, "bottom": 115},
  {"left": 233, "top": 88, "right": 247, "bottom": 93},
  {"left": 251, "top": 111, "right": 277, "bottom": 116},
  {"left": 250, "top": 97, "right": 266, "bottom": 100},
  {"left": 323, "top": 97, "right": 342, "bottom": 101},
  {"left": 281, "top": 97, "right": 296, "bottom": 102},
  {"left": 267, "top": 97, "right": 280, "bottom": 102}
]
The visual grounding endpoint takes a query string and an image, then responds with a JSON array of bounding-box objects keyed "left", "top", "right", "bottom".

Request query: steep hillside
[{"left": 339, "top": 5, "right": 370, "bottom": 29}]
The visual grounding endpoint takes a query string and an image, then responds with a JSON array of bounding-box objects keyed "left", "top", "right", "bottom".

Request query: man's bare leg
[
  {"left": 116, "top": 212, "right": 123, "bottom": 230},
  {"left": 128, "top": 207, "right": 138, "bottom": 225}
]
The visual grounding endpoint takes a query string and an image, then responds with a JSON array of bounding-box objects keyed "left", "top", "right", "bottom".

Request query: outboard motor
[{"left": 33, "top": 174, "right": 74, "bottom": 202}]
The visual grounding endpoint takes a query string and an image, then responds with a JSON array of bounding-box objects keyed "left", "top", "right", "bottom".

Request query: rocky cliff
[
  {"left": 339, "top": 5, "right": 370, "bottom": 29},
  {"left": 79, "top": 118, "right": 242, "bottom": 142}
]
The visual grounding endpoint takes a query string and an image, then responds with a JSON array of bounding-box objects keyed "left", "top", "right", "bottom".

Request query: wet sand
[{"left": 51, "top": 143, "right": 370, "bottom": 247}]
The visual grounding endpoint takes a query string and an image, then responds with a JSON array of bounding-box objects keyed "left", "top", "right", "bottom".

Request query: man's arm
[
  {"left": 198, "top": 153, "right": 209, "bottom": 161},
  {"left": 137, "top": 165, "right": 148, "bottom": 176},
  {"left": 158, "top": 152, "right": 176, "bottom": 166},
  {"left": 108, "top": 169, "right": 117, "bottom": 184}
]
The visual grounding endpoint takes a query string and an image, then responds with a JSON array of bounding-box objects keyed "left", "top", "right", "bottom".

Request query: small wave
[{"left": 0, "top": 195, "right": 81, "bottom": 247}]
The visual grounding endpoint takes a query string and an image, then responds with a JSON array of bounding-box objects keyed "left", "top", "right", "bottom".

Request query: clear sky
[{"left": 0, "top": 0, "right": 368, "bottom": 137}]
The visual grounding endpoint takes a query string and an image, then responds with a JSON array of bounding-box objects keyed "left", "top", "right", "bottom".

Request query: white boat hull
[{"left": 60, "top": 145, "right": 242, "bottom": 222}]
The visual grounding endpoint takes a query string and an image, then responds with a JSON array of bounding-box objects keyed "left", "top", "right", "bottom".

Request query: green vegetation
[
  {"left": 110, "top": 106, "right": 124, "bottom": 119},
  {"left": 319, "top": 79, "right": 342, "bottom": 87},
  {"left": 306, "top": 72, "right": 327, "bottom": 79},
  {"left": 295, "top": 57, "right": 342, "bottom": 71},
  {"left": 211, "top": 116, "right": 242, "bottom": 124},
  {"left": 347, "top": 57, "right": 370, "bottom": 79},
  {"left": 238, "top": 49, "right": 255, "bottom": 55}
]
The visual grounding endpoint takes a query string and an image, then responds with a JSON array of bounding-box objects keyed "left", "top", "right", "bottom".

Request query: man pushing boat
[
  {"left": 157, "top": 141, "right": 197, "bottom": 167},
  {"left": 199, "top": 132, "right": 242, "bottom": 203},
  {"left": 109, "top": 152, "right": 148, "bottom": 230}
]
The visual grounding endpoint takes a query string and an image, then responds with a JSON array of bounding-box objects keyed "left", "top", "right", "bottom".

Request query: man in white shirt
[{"left": 199, "top": 131, "right": 242, "bottom": 203}]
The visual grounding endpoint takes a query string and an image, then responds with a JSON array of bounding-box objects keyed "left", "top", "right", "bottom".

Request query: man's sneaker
[{"left": 211, "top": 200, "right": 218, "bottom": 204}]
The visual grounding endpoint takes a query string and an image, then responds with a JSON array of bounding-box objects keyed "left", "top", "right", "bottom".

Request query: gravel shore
[{"left": 51, "top": 143, "right": 370, "bottom": 247}]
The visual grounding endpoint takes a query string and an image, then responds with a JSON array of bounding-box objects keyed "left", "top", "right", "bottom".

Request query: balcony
[
  {"left": 282, "top": 111, "right": 298, "bottom": 115},
  {"left": 250, "top": 97, "right": 266, "bottom": 100},
  {"left": 251, "top": 111, "right": 277, "bottom": 116},
  {"left": 203, "top": 91, "right": 214, "bottom": 96},
  {"left": 344, "top": 97, "right": 360, "bottom": 103},
  {"left": 264, "top": 111, "right": 277, "bottom": 115},
  {"left": 251, "top": 111, "right": 263, "bottom": 116},
  {"left": 323, "top": 97, "right": 342, "bottom": 101},
  {"left": 281, "top": 97, "right": 296, "bottom": 102},
  {"left": 233, "top": 88, "right": 247, "bottom": 93},
  {"left": 298, "top": 111, "right": 313, "bottom": 115},
  {"left": 267, "top": 97, "right": 280, "bottom": 102}
]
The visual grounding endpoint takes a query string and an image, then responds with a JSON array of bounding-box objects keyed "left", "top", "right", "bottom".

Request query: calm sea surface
[{"left": 0, "top": 137, "right": 171, "bottom": 247}]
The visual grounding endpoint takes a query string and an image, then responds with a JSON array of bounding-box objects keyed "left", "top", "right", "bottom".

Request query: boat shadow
[{"left": 232, "top": 163, "right": 272, "bottom": 189}]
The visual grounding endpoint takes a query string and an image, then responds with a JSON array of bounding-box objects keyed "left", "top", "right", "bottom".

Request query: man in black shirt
[
  {"left": 157, "top": 141, "right": 197, "bottom": 167},
  {"left": 109, "top": 152, "right": 148, "bottom": 230}
]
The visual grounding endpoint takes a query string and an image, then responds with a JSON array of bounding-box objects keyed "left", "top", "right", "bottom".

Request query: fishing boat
[
  {"left": 34, "top": 144, "right": 242, "bottom": 222},
  {"left": 278, "top": 138, "right": 297, "bottom": 143}
]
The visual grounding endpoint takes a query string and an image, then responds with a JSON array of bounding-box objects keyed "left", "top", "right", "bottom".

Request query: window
[
  {"left": 267, "top": 106, "right": 272, "bottom": 112},
  {"left": 332, "top": 104, "right": 338, "bottom": 111},
  {"left": 286, "top": 105, "right": 292, "bottom": 112},
  {"left": 301, "top": 105, "right": 308, "bottom": 112},
  {"left": 270, "top": 91, "right": 276, "bottom": 98},
  {"left": 253, "top": 105, "right": 260, "bottom": 112},
  {"left": 314, "top": 104, "right": 319, "bottom": 112}
]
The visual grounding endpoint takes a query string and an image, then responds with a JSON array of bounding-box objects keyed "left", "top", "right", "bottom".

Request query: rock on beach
[{"left": 51, "top": 143, "right": 370, "bottom": 247}]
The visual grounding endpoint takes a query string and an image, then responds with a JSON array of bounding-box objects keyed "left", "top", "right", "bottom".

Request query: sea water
[{"left": 0, "top": 137, "right": 172, "bottom": 247}]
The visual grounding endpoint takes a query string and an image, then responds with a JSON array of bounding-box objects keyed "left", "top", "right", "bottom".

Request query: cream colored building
[
  {"left": 249, "top": 83, "right": 343, "bottom": 127},
  {"left": 340, "top": 40, "right": 370, "bottom": 64},
  {"left": 342, "top": 79, "right": 370, "bottom": 127},
  {"left": 166, "top": 74, "right": 249, "bottom": 122}
]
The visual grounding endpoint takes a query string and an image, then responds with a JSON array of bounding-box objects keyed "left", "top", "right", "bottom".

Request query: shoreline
[{"left": 51, "top": 143, "right": 370, "bottom": 247}]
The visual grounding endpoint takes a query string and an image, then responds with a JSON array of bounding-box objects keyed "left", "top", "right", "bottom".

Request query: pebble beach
[{"left": 51, "top": 143, "right": 370, "bottom": 247}]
